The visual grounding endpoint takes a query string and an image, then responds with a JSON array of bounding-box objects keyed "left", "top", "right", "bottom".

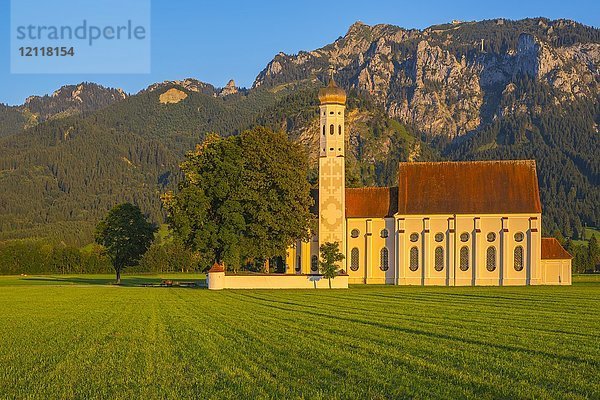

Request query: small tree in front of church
[{"left": 319, "top": 242, "right": 345, "bottom": 289}]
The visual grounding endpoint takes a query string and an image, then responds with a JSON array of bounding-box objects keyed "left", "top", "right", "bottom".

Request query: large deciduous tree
[
  {"left": 163, "top": 127, "right": 314, "bottom": 270},
  {"left": 95, "top": 203, "right": 157, "bottom": 284}
]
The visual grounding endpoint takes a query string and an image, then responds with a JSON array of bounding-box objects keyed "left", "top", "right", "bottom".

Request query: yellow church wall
[
  {"left": 346, "top": 218, "right": 366, "bottom": 284},
  {"left": 345, "top": 218, "right": 396, "bottom": 284},
  {"left": 288, "top": 237, "right": 319, "bottom": 276},
  {"left": 397, "top": 213, "right": 541, "bottom": 286},
  {"left": 285, "top": 243, "right": 296, "bottom": 274},
  {"left": 453, "top": 215, "right": 474, "bottom": 286},
  {"left": 424, "top": 217, "right": 451, "bottom": 286},
  {"left": 540, "top": 259, "right": 572, "bottom": 285},
  {"left": 396, "top": 216, "right": 425, "bottom": 285},
  {"left": 310, "top": 238, "right": 320, "bottom": 273}
]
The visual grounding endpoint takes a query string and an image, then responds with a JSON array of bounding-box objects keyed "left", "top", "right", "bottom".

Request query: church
[{"left": 284, "top": 76, "right": 572, "bottom": 286}]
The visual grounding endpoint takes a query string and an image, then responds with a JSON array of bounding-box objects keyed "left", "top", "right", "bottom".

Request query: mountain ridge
[{"left": 0, "top": 17, "right": 598, "bottom": 244}]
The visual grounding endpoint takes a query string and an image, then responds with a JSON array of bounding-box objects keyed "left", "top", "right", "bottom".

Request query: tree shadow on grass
[{"left": 21, "top": 276, "right": 207, "bottom": 288}]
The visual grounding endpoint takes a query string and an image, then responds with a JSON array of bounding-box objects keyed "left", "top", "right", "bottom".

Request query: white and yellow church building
[
  {"left": 284, "top": 77, "right": 572, "bottom": 286},
  {"left": 208, "top": 78, "right": 572, "bottom": 289}
]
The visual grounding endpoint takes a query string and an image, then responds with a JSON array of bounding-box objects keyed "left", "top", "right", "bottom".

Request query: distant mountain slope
[
  {"left": 0, "top": 18, "right": 598, "bottom": 244},
  {"left": 0, "top": 83, "right": 128, "bottom": 137},
  {"left": 0, "top": 104, "right": 28, "bottom": 138},
  {"left": 0, "top": 82, "right": 301, "bottom": 244}
]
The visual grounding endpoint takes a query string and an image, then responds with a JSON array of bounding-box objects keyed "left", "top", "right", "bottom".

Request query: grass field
[{"left": 0, "top": 274, "right": 599, "bottom": 399}]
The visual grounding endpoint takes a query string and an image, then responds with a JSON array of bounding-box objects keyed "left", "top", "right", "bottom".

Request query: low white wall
[{"left": 208, "top": 272, "right": 348, "bottom": 290}]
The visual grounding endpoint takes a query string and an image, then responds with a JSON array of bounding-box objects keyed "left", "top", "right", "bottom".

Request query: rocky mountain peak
[
  {"left": 22, "top": 82, "right": 127, "bottom": 122},
  {"left": 143, "top": 78, "right": 216, "bottom": 96},
  {"left": 219, "top": 79, "right": 239, "bottom": 96},
  {"left": 253, "top": 18, "right": 599, "bottom": 137}
]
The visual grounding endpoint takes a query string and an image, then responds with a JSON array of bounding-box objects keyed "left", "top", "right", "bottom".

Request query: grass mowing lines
[
  {"left": 225, "top": 287, "right": 599, "bottom": 399},
  {"left": 0, "top": 287, "right": 115, "bottom": 398},
  {"left": 0, "top": 277, "right": 599, "bottom": 398},
  {"left": 219, "top": 291, "right": 501, "bottom": 398}
]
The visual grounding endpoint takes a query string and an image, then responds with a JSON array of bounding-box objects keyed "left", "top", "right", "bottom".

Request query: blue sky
[{"left": 1, "top": 0, "right": 598, "bottom": 105}]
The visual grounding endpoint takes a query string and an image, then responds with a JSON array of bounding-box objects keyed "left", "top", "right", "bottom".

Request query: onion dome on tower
[{"left": 318, "top": 71, "right": 346, "bottom": 105}]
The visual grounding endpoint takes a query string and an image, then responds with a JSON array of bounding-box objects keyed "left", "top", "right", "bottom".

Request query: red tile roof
[
  {"left": 310, "top": 188, "right": 398, "bottom": 218},
  {"left": 346, "top": 187, "right": 398, "bottom": 218},
  {"left": 208, "top": 262, "right": 225, "bottom": 273},
  {"left": 541, "top": 238, "right": 573, "bottom": 260},
  {"left": 397, "top": 160, "right": 542, "bottom": 215},
  {"left": 310, "top": 160, "right": 542, "bottom": 218}
]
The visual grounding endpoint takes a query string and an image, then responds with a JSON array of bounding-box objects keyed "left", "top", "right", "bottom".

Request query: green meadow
[{"left": 0, "top": 274, "right": 599, "bottom": 399}]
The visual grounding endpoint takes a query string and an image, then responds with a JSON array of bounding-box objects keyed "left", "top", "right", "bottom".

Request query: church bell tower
[{"left": 318, "top": 70, "right": 347, "bottom": 269}]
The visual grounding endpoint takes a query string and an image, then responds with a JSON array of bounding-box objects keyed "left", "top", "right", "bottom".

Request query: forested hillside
[
  {"left": 0, "top": 84, "right": 294, "bottom": 244},
  {"left": 0, "top": 17, "right": 598, "bottom": 245}
]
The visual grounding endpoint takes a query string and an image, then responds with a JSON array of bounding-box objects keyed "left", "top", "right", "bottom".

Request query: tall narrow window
[
  {"left": 311, "top": 255, "right": 318, "bottom": 272},
  {"left": 409, "top": 247, "right": 419, "bottom": 271},
  {"left": 350, "top": 248, "right": 359, "bottom": 271},
  {"left": 434, "top": 246, "right": 444, "bottom": 271},
  {"left": 296, "top": 256, "right": 301, "bottom": 272},
  {"left": 486, "top": 246, "right": 496, "bottom": 272},
  {"left": 514, "top": 246, "right": 524, "bottom": 271},
  {"left": 338, "top": 125, "right": 342, "bottom": 135},
  {"left": 322, "top": 125, "right": 326, "bottom": 136},
  {"left": 460, "top": 246, "right": 469, "bottom": 271},
  {"left": 330, "top": 124, "right": 334, "bottom": 135},
  {"left": 380, "top": 248, "right": 389, "bottom": 271}
]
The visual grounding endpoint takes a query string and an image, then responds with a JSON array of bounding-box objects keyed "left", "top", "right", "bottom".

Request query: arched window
[
  {"left": 330, "top": 124, "right": 334, "bottom": 135},
  {"left": 514, "top": 246, "right": 524, "bottom": 271},
  {"left": 296, "top": 256, "right": 301, "bottom": 272},
  {"left": 322, "top": 125, "right": 326, "bottom": 136},
  {"left": 434, "top": 246, "right": 444, "bottom": 271},
  {"left": 350, "top": 248, "right": 359, "bottom": 271},
  {"left": 311, "top": 255, "right": 318, "bottom": 272},
  {"left": 338, "top": 125, "right": 342, "bottom": 135},
  {"left": 486, "top": 246, "right": 496, "bottom": 272},
  {"left": 379, "top": 248, "right": 389, "bottom": 271},
  {"left": 409, "top": 247, "right": 419, "bottom": 271},
  {"left": 459, "top": 246, "right": 469, "bottom": 271}
]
